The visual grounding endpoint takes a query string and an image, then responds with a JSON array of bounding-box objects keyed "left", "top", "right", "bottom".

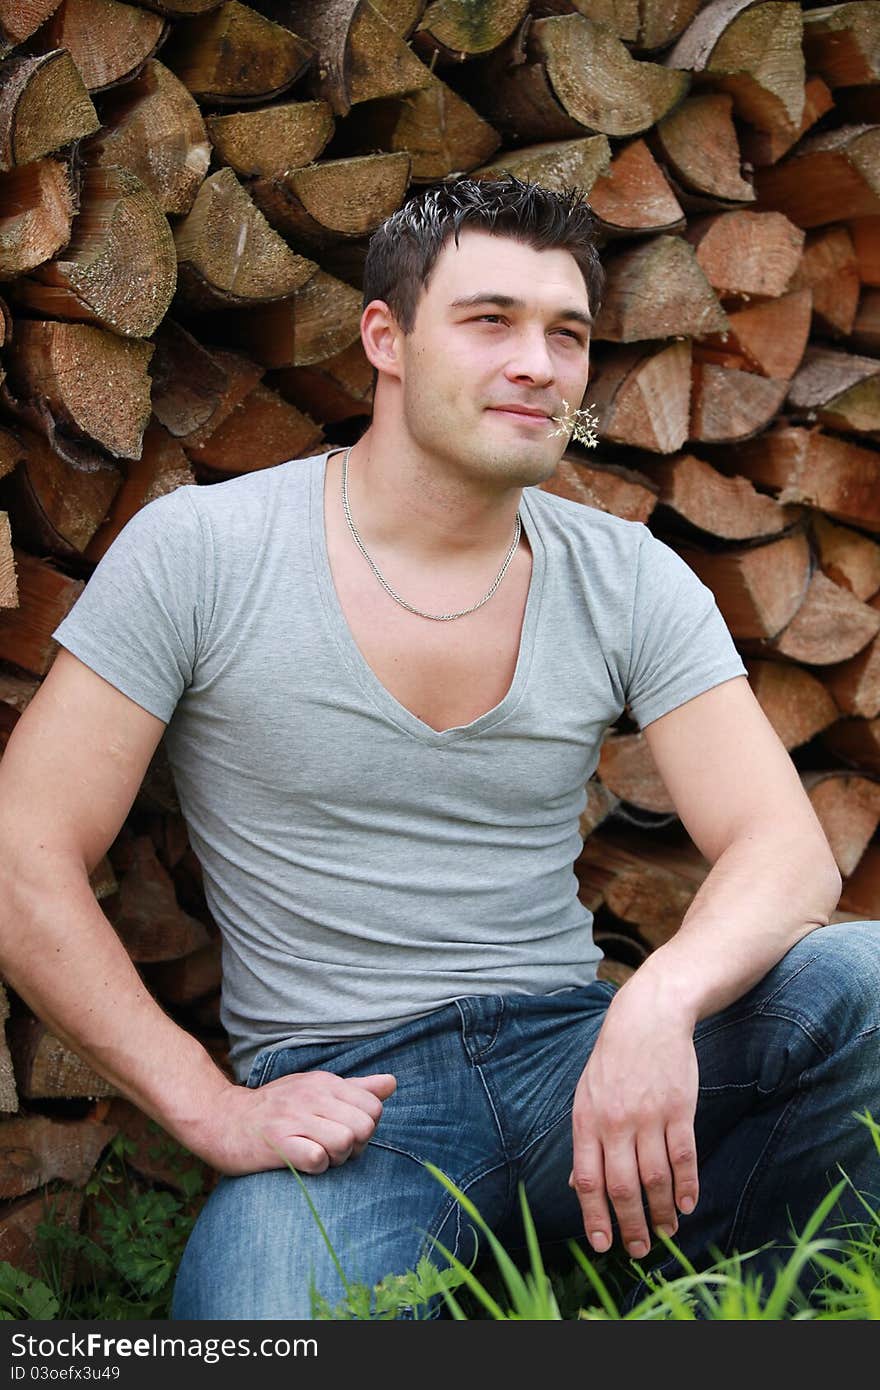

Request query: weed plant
[{"left": 1, "top": 1111, "right": 878, "bottom": 1321}]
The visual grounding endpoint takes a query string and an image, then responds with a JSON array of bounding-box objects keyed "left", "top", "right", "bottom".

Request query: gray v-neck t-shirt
[{"left": 52, "top": 449, "right": 746, "bottom": 1081}]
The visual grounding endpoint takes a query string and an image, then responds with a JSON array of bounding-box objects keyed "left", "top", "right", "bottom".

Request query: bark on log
[
  {"left": 746, "top": 657, "right": 838, "bottom": 750},
  {"left": 689, "top": 363, "right": 789, "bottom": 443},
  {"left": 0, "top": 1113, "right": 115, "bottom": 1198},
  {"left": 539, "top": 453, "right": 657, "bottom": 523},
  {"left": 45, "top": 0, "right": 168, "bottom": 92},
  {"left": 754, "top": 125, "right": 880, "bottom": 227},
  {"left": 587, "top": 341, "right": 691, "bottom": 453},
  {"left": 182, "top": 381, "right": 322, "bottom": 473},
  {"left": 788, "top": 226, "right": 859, "bottom": 338},
  {"left": 268, "top": 339, "right": 373, "bottom": 425},
  {"left": 471, "top": 13, "right": 689, "bottom": 142},
  {"left": 7, "top": 1017, "right": 117, "bottom": 1099},
  {"left": 802, "top": 2, "right": 880, "bottom": 89},
  {"left": 802, "top": 768, "right": 880, "bottom": 878},
  {"left": 222, "top": 270, "right": 362, "bottom": 368},
  {"left": 652, "top": 452, "right": 801, "bottom": 540},
  {"left": 12, "top": 167, "right": 177, "bottom": 339},
  {"left": 0, "top": 51, "right": 99, "bottom": 172},
  {"left": 686, "top": 208, "right": 804, "bottom": 300},
  {"left": 250, "top": 152, "right": 411, "bottom": 249},
  {"left": 720, "top": 426, "right": 880, "bottom": 533},
  {"left": 812, "top": 515, "right": 880, "bottom": 602},
  {"left": 695, "top": 289, "right": 812, "bottom": 380},
  {"left": 161, "top": 0, "right": 313, "bottom": 103},
  {"left": 0, "top": 513, "right": 16, "bottom": 609},
  {"left": 652, "top": 92, "right": 754, "bottom": 204},
  {"left": 0, "top": 551, "right": 83, "bottom": 676},
  {"left": 595, "top": 235, "right": 727, "bottom": 342},
  {"left": 205, "top": 100, "right": 334, "bottom": 179},
  {"left": 172, "top": 167, "right": 317, "bottom": 310},
  {"left": 1, "top": 423, "right": 122, "bottom": 559},
  {"left": 597, "top": 730, "right": 674, "bottom": 813},
  {"left": 83, "top": 422, "right": 194, "bottom": 563},
  {"left": 272, "top": 0, "right": 433, "bottom": 117},
  {"left": 787, "top": 346, "right": 880, "bottom": 438},
  {"left": 0, "top": 158, "right": 76, "bottom": 280},
  {"left": 83, "top": 59, "right": 210, "bottom": 217},
  {"left": 666, "top": 0, "right": 805, "bottom": 137},
  {"left": 675, "top": 531, "right": 811, "bottom": 639},
  {"left": 6, "top": 321, "right": 153, "bottom": 460},
  {"left": 337, "top": 75, "right": 500, "bottom": 181},
  {"left": 0, "top": 984, "right": 17, "bottom": 1113},
  {"left": 413, "top": 0, "right": 529, "bottom": 62}
]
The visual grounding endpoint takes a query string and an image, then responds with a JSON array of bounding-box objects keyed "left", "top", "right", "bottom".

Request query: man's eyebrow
[{"left": 449, "top": 292, "right": 594, "bottom": 328}]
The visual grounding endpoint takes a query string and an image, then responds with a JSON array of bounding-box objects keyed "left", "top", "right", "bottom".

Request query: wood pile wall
[{"left": 1, "top": 0, "right": 880, "bottom": 1270}]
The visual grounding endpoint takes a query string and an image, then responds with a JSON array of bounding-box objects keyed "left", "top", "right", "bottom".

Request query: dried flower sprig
[{"left": 548, "top": 399, "right": 600, "bottom": 448}]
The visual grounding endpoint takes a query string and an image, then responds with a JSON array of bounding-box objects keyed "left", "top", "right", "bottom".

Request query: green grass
[{"left": 3, "top": 1111, "right": 879, "bottom": 1321}]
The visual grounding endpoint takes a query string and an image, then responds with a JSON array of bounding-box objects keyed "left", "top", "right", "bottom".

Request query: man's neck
[{"left": 340, "top": 426, "right": 524, "bottom": 564}]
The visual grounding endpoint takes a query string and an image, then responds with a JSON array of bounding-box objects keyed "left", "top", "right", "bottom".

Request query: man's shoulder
[
  {"left": 178, "top": 452, "right": 322, "bottom": 522},
  {"left": 524, "top": 482, "right": 648, "bottom": 552}
]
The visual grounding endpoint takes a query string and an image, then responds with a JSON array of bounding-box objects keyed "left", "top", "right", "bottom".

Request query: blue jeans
[{"left": 171, "top": 921, "right": 880, "bottom": 1319}]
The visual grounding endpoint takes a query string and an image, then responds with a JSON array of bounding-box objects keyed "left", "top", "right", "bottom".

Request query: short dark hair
[{"left": 362, "top": 174, "right": 604, "bottom": 333}]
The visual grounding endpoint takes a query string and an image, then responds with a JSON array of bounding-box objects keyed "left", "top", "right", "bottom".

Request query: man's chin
[{"left": 486, "top": 443, "right": 564, "bottom": 488}]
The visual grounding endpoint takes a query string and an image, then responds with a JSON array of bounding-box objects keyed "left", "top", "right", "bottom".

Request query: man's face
[{"left": 394, "top": 227, "right": 593, "bottom": 489}]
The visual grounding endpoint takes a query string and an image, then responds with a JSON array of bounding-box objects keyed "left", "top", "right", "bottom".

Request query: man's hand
[
  {"left": 569, "top": 986, "right": 699, "bottom": 1258},
  {"left": 190, "top": 1070, "right": 398, "bottom": 1177}
]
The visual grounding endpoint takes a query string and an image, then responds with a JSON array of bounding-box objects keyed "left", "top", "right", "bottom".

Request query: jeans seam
[
  {"left": 855, "top": 1022, "right": 880, "bottom": 1042},
  {"left": 695, "top": 952, "right": 824, "bottom": 1046},
  {"left": 454, "top": 997, "right": 505, "bottom": 1064},
  {"left": 758, "top": 1008, "right": 832, "bottom": 1060},
  {"left": 728, "top": 1088, "right": 806, "bottom": 1254},
  {"left": 368, "top": 1137, "right": 510, "bottom": 1196},
  {"left": 245, "top": 1047, "right": 277, "bottom": 1089},
  {"left": 511, "top": 1098, "right": 573, "bottom": 1165}
]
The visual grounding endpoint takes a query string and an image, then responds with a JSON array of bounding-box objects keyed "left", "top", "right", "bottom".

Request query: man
[{"left": 0, "top": 177, "right": 876, "bottom": 1321}]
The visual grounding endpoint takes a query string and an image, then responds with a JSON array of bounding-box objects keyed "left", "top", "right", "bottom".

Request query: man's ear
[{"left": 360, "top": 300, "right": 404, "bottom": 381}]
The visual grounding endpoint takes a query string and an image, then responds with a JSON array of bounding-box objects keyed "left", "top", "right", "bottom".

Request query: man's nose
[{"left": 504, "top": 328, "right": 555, "bottom": 386}]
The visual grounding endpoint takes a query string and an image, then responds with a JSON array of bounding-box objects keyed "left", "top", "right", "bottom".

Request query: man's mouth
[{"left": 487, "top": 405, "right": 554, "bottom": 423}]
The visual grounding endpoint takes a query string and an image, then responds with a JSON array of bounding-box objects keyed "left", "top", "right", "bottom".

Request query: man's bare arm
[
  {"left": 570, "top": 675, "right": 842, "bottom": 1257},
  {"left": 0, "top": 650, "right": 395, "bottom": 1174}
]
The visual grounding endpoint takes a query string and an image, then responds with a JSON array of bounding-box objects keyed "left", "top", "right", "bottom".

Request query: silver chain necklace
[{"left": 340, "top": 446, "right": 522, "bottom": 622}]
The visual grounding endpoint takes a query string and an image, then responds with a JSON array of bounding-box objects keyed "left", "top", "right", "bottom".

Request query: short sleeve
[
  {"left": 51, "top": 486, "right": 207, "bottom": 724},
  {"left": 625, "top": 528, "right": 747, "bottom": 730}
]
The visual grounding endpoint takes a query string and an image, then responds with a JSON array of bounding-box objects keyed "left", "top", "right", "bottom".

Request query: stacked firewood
[{"left": 2, "top": 0, "right": 880, "bottom": 1269}]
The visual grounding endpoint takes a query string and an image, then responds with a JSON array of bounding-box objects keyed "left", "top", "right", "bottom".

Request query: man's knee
[{"left": 781, "top": 920, "right": 880, "bottom": 1041}]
